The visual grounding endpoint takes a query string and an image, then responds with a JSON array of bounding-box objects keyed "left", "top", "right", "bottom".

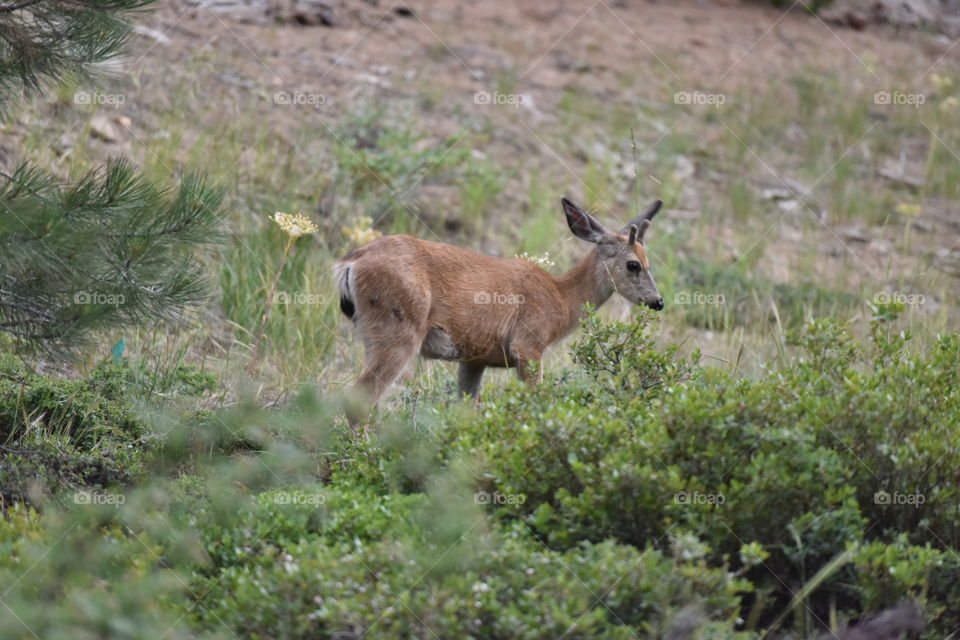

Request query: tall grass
[{"left": 5, "top": 53, "right": 957, "bottom": 398}]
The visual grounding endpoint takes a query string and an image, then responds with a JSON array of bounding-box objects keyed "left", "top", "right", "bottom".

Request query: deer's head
[{"left": 562, "top": 197, "right": 664, "bottom": 311}]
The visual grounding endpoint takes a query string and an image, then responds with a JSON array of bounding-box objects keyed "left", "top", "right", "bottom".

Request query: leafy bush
[
  {"left": 0, "top": 355, "right": 142, "bottom": 445},
  {"left": 0, "top": 354, "right": 218, "bottom": 506},
  {"left": 4, "top": 308, "right": 960, "bottom": 638},
  {"left": 437, "top": 311, "right": 960, "bottom": 635},
  {"left": 190, "top": 484, "right": 747, "bottom": 640},
  {"left": 0, "top": 503, "right": 196, "bottom": 640},
  {"left": 0, "top": 356, "right": 147, "bottom": 505},
  {"left": 851, "top": 536, "right": 953, "bottom": 623},
  {"left": 571, "top": 306, "right": 699, "bottom": 401}
]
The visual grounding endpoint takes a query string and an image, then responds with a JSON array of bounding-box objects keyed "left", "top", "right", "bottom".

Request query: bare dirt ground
[
  {"left": 124, "top": 0, "right": 960, "bottom": 239},
  {"left": 93, "top": 0, "right": 954, "bottom": 169},
  {"left": 144, "top": 0, "right": 955, "bottom": 104}
]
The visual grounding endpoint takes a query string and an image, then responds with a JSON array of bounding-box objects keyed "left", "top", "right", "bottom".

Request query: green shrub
[
  {"left": 0, "top": 353, "right": 217, "bottom": 507},
  {"left": 571, "top": 307, "right": 700, "bottom": 402},
  {"left": 0, "top": 503, "right": 43, "bottom": 571},
  {"left": 449, "top": 382, "right": 682, "bottom": 548},
  {"left": 0, "top": 356, "right": 149, "bottom": 505},
  {"left": 4, "top": 308, "right": 960, "bottom": 638},
  {"left": 852, "top": 536, "right": 950, "bottom": 617},
  {"left": 0, "top": 505, "right": 196, "bottom": 640},
  {"left": 441, "top": 312, "right": 960, "bottom": 635},
  {"left": 191, "top": 485, "right": 747, "bottom": 640},
  {"left": 194, "top": 483, "right": 425, "bottom": 569},
  {"left": 0, "top": 355, "right": 142, "bottom": 446}
]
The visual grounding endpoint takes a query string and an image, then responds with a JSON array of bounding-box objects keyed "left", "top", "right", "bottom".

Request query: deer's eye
[{"left": 626, "top": 261, "right": 641, "bottom": 273}]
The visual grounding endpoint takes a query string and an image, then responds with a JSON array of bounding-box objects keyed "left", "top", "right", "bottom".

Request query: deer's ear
[
  {"left": 562, "top": 197, "right": 610, "bottom": 244},
  {"left": 620, "top": 199, "right": 662, "bottom": 239}
]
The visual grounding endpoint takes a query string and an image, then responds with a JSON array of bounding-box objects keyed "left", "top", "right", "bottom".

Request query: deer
[{"left": 334, "top": 197, "right": 664, "bottom": 422}]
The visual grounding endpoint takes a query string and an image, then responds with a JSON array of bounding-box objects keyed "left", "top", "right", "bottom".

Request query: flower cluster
[
  {"left": 341, "top": 216, "right": 381, "bottom": 246},
  {"left": 515, "top": 251, "right": 555, "bottom": 268},
  {"left": 894, "top": 202, "right": 922, "bottom": 217},
  {"left": 272, "top": 212, "right": 318, "bottom": 238}
]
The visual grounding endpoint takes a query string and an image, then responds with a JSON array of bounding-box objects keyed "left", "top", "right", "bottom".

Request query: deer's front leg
[
  {"left": 458, "top": 362, "right": 486, "bottom": 399},
  {"left": 513, "top": 347, "right": 543, "bottom": 386}
]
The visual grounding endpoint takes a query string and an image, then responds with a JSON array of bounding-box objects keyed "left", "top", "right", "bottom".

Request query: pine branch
[
  {"left": 0, "top": 0, "right": 224, "bottom": 351},
  {"left": 0, "top": 0, "right": 157, "bottom": 106},
  {"left": 0, "top": 0, "right": 44, "bottom": 13},
  {"left": 0, "top": 161, "right": 223, "bottom": 349}
]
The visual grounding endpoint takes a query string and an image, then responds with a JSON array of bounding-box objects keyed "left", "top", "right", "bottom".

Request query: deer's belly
[{"left": 420, "top": 327, "right": 514, "bottom": 366}]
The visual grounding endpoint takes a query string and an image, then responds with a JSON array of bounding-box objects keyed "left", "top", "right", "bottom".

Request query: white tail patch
[{"left": 333, "top": 261, "right": 356, "bottom": 319}]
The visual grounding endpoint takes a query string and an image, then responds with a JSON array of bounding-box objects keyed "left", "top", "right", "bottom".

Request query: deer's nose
[{"left": 649, "top": 298, "right": 664, "bottom": 311}]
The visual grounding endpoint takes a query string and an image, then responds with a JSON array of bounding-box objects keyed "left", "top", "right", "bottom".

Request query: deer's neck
[{"left": 554, "top": 249, "right": 614, "bottom": 333}]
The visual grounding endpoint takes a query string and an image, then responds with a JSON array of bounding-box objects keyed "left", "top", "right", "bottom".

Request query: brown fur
[
  {"left": 348, "top": 235, "right": 610, "bottom": 363},
  {"left": 632, "top": 242, "right": 650, "bottom": 269},
  {"left": 335, "top": 197, "right": 663, "bottom": 422}
]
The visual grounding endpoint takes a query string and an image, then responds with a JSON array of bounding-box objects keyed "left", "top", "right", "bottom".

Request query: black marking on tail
[
  {"left": 340, "top": 295, "right": 355, "bottom": 319},
  {"left": 338, "top": 262, "right": 356, "bottom": 320}
]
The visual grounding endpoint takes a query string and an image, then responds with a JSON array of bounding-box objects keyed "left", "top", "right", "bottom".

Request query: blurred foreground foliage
[{"left": 2, "top": 305, "right": 959, "bottom": 638}]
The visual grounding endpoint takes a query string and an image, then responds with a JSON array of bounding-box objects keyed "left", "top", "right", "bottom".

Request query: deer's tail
[{"left": 333, "top": 261, "right": 356, "bottom": 320}]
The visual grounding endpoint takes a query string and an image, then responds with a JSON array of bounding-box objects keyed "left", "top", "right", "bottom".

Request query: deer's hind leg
[
  {"left": 348, "top": 264, "right": 431, "bottom": 424},
  {"left": 357, "top": 334, "right": 422, "bottom": 406},
  {"left": 347, "top": 328, "right": 424, "bottom": 430}
]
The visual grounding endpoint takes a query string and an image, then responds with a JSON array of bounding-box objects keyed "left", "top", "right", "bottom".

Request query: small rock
[
  {"left": 673, "top": 155, "right": 696, "bottom": 181},
  {"left": 134, "top": 25, "right": 172, "bottom": 44},
  {"left": 841, "top": 226, "right": 872, "bottom": 243},
  {"left": 356, "top": 73, "right": 390, "bottom": 88},
  {"left": 761, "top": 187, "right": 792, "bottom": 201},
  {"left": 54, "top": 134, "right": 74, "bottom": 153},
  {"left": 286, "top": 0, "right": 336, "bottom": 26},
  {"left": 89, "top": 114, "right": 121, "bottom": 143},
  {"left": 781, "top": 177, "right": 812, "bottom": 198},
  {"left": 878, "top": 159, "right": 925, "bottom": 189},
  {"left": 821, "top": 0, "right": 939, "bottom": 31},
  {"left": 330, "top": 54, "right": 356, "bottom": 68}
]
